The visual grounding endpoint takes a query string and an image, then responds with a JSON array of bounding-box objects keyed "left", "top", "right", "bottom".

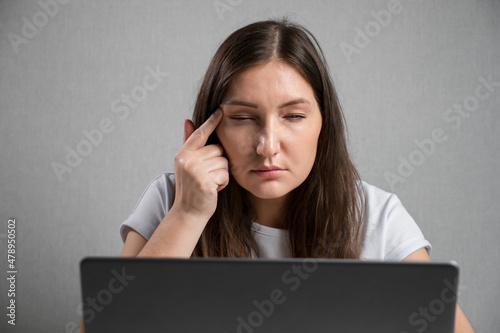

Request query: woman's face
[{"left": 216, "top": 60, "right": 322, "bottom": 201}]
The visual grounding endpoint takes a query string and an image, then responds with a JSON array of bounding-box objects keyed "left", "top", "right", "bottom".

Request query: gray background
[{"left": 1, "top": 0, "right": 498, "bottom": 331}]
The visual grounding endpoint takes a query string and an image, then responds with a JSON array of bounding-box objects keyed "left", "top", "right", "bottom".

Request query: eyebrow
[{"left": 222, "top": 98, "right": 310, "bottom": 109}]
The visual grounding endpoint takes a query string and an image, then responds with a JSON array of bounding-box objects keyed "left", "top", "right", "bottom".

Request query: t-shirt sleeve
[
  {"left": 361, "top": 182, "right": 432, "bottom": 261},
  {"left": 119, "top": 173, "right": 176, "bottom": 243}
]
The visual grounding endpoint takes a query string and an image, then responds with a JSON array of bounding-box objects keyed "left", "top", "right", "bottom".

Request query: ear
[{"left": 183, "top": 119, "right": 195, "bottom": 144}]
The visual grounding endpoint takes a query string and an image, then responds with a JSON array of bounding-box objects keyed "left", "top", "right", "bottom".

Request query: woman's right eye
[{"left": 229, "top": 116, "right": 253, "bottom": 121}]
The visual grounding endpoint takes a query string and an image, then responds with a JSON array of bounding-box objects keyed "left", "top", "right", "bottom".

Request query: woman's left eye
[{"left": 285, "top": 114, "right": 305, "bottom": 120}]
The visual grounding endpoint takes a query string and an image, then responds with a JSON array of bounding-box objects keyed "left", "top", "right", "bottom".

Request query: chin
[
  {"left": 245, "top": 185, "right": 291, "bottom": 200},
  {"left": 252, "top": 192, "right": 286, "bottom": 200}
]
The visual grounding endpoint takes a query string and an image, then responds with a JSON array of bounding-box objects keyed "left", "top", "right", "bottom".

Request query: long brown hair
[{"left": 191, "top": 18, "right": 366, "bottom": 258}]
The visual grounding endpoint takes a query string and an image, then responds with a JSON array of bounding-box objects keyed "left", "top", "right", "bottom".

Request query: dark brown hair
[{"left": 191, "top": 18, "right": 366, "bottom": 258}]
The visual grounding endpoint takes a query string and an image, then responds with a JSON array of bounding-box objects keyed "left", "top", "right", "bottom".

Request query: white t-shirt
[{"left": 120, "top": 173, "right": 431, "bottom": 260}]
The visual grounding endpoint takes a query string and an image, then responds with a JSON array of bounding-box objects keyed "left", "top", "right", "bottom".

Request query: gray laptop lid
[{"left": 80, "top": 257, "right": 458, "bottom": 333}]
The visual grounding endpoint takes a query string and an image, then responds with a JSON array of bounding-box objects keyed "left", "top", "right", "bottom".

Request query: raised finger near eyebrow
[{"left": 184, "top": 109, "right": 223, "bottom": 149}]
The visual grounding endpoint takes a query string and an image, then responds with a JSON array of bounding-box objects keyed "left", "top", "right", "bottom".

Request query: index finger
[{"left": 183, "top": 108, "right": 223, "bottom": 150}]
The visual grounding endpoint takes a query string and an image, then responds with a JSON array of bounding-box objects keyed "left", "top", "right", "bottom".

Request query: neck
[{"left": 247, "top": 192, "right": 287, "bottom": 229}]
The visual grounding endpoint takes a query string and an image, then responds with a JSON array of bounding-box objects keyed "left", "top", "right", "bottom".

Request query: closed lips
[{"left": 253, "top": 166, "right": 283, "bottom": 171}]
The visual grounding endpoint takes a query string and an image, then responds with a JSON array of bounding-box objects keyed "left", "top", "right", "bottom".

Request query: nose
[{"left": 255, "top": 124, "right": 280, "bottom": 157}]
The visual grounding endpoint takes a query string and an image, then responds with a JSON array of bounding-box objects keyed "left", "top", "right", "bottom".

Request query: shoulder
[
  {"left": 147, "top": 172, "right": 176, "bottom": 189},
  {"left": 359, "top": 180, "right": 411, "bottom": 228},
  {"left": 359, "top": 181, "right": 431, "bottom": 260},
  {"left": 126, "top": 172, "right": 177, "bottom": 221},
  {"left": 137, "top": 172, "right": 176, "bottom": 198},
  {"left": 119, "top": 173, "right": 176, "bottom": 242},
  {"left": 360, "top": 180, "right": 396, "bottom": 202},
  {"left": 359, "top": 180, "right": 402, "bottom": 218}
]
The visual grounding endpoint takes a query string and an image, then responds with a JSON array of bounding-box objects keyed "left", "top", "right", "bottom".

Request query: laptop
[{"left": 80, "top": 257, "right": 458, "bottom": 333}]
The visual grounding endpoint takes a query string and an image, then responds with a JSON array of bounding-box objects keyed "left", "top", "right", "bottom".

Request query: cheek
[
  {"left": 217, "top": 128, "right": 255, "bottom": 178},
  {"left": 295, "top": 137, "right": 318, "bottom": 161},
  {"left": 216, "top": 126, "right": 254, "bottom": 160},
  {"left": 296, "top": 124, "right": 321, "bottom": 162}
]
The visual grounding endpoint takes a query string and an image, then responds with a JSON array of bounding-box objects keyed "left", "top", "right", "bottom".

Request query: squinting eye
[
  {"left": 285, "top": 115, "right": 306, "bottom": 120},
  {"left": 229, "top": 117, "right": 253, "bottom": 121}
]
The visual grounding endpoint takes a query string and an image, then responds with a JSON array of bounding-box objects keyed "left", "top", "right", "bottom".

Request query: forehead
[{"left": 223, "top": 61, "right": 316, "bottom": 103}]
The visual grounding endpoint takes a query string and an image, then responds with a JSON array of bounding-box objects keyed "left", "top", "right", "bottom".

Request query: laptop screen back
[{"left": 80, "top": 257, "right": 458, "bottom": 333}]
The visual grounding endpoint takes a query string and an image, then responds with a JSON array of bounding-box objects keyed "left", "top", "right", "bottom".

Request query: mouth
[{"left": 251, "top": 166, "right": 285, "bottom": 177}]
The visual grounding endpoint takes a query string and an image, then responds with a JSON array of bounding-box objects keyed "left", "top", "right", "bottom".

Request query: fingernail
[{"left": 213, "top": 108, "right": 221, "bottom": 117}]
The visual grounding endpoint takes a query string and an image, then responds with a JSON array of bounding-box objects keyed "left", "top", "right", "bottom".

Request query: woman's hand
[{"left": 171, "top": 109, "right": 229, "bottom": 223}]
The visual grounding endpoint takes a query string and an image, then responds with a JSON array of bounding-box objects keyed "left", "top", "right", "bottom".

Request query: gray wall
[{"left": 1, "top": 0, "right": 498, "bottom": 331}]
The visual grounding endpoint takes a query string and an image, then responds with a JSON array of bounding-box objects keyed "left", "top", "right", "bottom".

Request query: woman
[{"left": 116, "top": 19, "right": 473, "bottom": 331}]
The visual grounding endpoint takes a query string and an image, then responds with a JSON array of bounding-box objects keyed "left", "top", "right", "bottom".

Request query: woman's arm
[
  {"left": 122, "top": 112, "right": 227, "bottom": 258},
  {"left": 126, "top": 208, "right": 207, "bottom": 258},
  {"left": 403, "top": 248, "right": 475, "bottom": 333}
]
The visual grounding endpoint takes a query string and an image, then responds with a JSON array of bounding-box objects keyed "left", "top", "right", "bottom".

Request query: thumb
[{"left": 183, "top": 119, "right": 195, "bottom": 144}]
